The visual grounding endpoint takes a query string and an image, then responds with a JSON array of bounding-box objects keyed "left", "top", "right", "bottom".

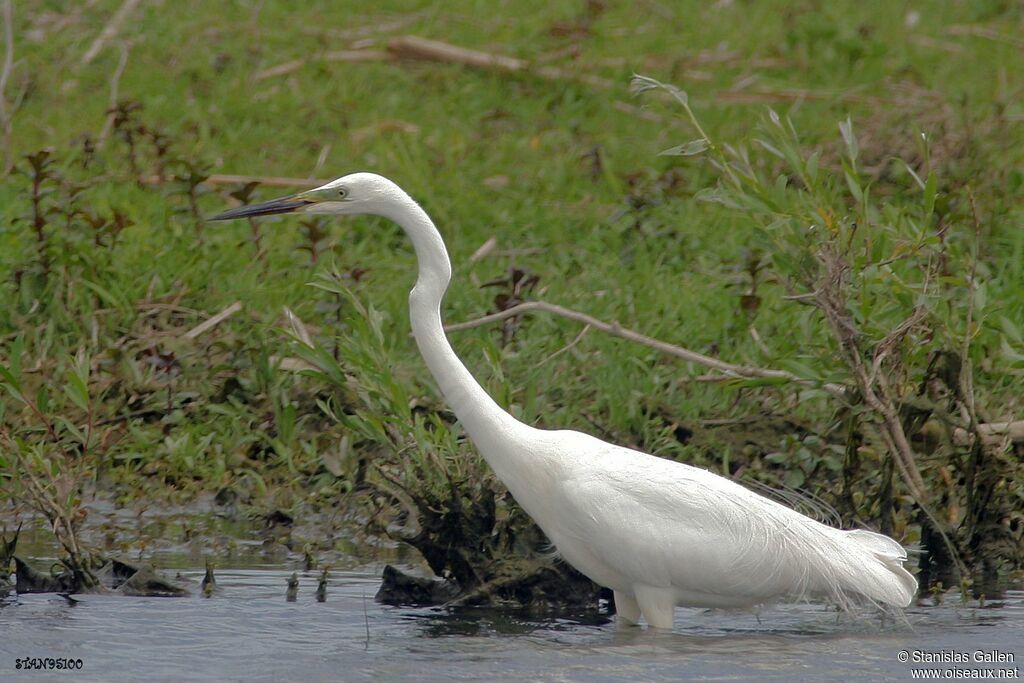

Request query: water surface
[{"left": 2, "top": 565, "right": 1021, "bottom": 682}]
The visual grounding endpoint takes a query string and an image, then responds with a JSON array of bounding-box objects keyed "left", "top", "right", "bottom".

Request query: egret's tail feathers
[
  {"left": 841, "top": 529, "right": 917, "bottom": 607},
  {"left": 846, "top": 529, "right": 906, "bottom": 561}
]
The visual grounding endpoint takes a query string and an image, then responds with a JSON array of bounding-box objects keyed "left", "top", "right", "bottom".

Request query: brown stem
[
  {"left": 31, "top": 168, "right": 50, "bottom": 278},
  {"left": 445, "top": 299, "right": 849, "bottom": 399}
]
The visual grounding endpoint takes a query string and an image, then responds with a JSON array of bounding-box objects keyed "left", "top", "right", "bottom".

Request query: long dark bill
[{"left": 208, "top": 195, "right": 312, "bottom": 221}]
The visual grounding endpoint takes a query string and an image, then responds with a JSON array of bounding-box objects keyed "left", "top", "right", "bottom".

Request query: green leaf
[
  {"left": 55, "top": 416, "right": 85, "bottom": 443},
  {"left": 805, "top": 151, "right": 820, "bottom": 186},
  {"left": 1000, "top": 338, "right": 1024, "bottom": 365},
  {"left": 9, "top": 335, "right": 23, "bottom": 382},
  {"left": 36, "top": 385, "right": 49, "bottom": 414},
  {"left": 973, "top": 281, "right": 986, "bottom": 312},
  {"left": 902, "top": 161, "right": 926, "bottom": 190},
  {"left": 694, "top": 187, "right": 746, "bottom": 210},
  {"left": 724, "top": 376, "right": 792, "bottom": 389},
  {"left": 754, "top": 139, "right": 784, "bottom": 159},
  {"left": 367, "top": 304, "right": 387, "bottom": 344},
  {"left": 64, "top": 370, "right": 90, "bottom": 412},
  {"left": 778, "top": 358, "right": 821, "bottom": 381},
  {"left": 923, "top": 171, "right": 937, "bottom": 216},
  {"left": 80, "top": 278, "right": 130, "bottom": 311},
  {"left": 785, "top": 468, "right": 806, "bottom": 489},
  {"left": 659, "top": 139, "right": 709, "bottom": 156},
  {"left": 838, "top": 116, "right": 858, "bottom": 161},
  {"left": 0, "top": 366, "right": 26, "bottom": 404},
  {"left": 999, "top": 316, "right": 1023, "bottom": 345},
  {"left": 844, "top": 169, "right": 863, "bottom": 204}
]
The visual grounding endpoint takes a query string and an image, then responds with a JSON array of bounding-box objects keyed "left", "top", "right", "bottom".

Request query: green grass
[{"left": 1, "top": 1, "right": 1022, "bottom": 584}]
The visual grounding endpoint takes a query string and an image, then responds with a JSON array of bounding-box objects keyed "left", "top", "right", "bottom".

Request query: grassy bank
[{"left": 1, "top": 1, "right": 1022, "bottom": 597}]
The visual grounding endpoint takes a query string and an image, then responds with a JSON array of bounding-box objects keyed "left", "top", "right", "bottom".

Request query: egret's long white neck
[{"left": 376, "top": 191, "right": 527, "bottom": 447}]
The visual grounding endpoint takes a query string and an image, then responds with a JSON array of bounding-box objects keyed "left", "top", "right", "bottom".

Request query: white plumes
[{"left": 516, "top": 431, "right": 915, "bottom": 627}]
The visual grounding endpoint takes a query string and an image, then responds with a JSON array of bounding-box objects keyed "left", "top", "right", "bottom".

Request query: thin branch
[
  {"left": 445, "top": 300, "right": 848, "bottom": 399},
  {"left": 81, "top": 0, "right": 141, "bottom": 66},
  {"left": 748, "top": 325, "right": 771, "bottom": 356},
  {"left": 386, "top": 35, "right": 614, "bottom": 90},
  {"left": 946, "top": 24, "right": 1024, "bottom": 49},
  {"left": 96, "top": 42, "right": 131, "bottom": 147},
  {"left": 183, "top": 301, "right": 243, "bottom": 340},
  {"left": 713, "top": 87, "right": 879, "bottom": 106},
  {"left": 953, "top": 420, "right": 1024, "bottom": 447},
  {"left": 252, "top": 49, "right": 389, "bottom": 81},
  {"left": 961, "top": 191, "right": 982, "bottom": 433},
  {"left": 145, "top": 173, "right": 328, "bottom": 189},
  {"left": 388, "top": 35, "right": 527, "bottom": 72},
  {"left": 815, "top": 252, "right": 929, "bottom": 501},
  {"left": 253, "top": 34, "right": 617, "bottom": 90},
  {"left": 533, "top": 324, "right": 590, "bottom": 369}
]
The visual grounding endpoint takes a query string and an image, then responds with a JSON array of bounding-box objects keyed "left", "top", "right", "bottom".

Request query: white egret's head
[{"left": 209, "top": 172, "right": 397, "bottom": 221}]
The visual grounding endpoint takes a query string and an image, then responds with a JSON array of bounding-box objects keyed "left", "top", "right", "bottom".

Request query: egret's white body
[{"left": 212, "top": 173, "right": 917, "bottom": 628}]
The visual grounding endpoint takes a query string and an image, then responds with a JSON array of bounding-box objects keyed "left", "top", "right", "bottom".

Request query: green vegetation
[{"left": 1, "top": 1, "right": 1021, "bottom": 599}]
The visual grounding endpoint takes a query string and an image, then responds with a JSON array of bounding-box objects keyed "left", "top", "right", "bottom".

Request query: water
[{"left": 2, "top": 566, "right": 1022, "bottom": 682}]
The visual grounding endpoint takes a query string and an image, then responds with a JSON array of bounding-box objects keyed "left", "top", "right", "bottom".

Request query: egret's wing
[
  {"left": 548, "top": 433, "right": 914, "bottom": 607},
  {"left": 551, "top": 438, "right": 799, "bottom": 599}
]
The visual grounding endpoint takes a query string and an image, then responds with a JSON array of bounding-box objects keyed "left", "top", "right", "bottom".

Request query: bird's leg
[
  {"left": 634, "top": 585, "right": 676, "bottom": 630},
  {"left": 613, "top": 590, "right": 641, "bottom": 625}
]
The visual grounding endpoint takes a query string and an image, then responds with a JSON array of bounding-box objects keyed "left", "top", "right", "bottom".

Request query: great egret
[{"left": 211, "top": 173, "right": 917, "bottom": 629}]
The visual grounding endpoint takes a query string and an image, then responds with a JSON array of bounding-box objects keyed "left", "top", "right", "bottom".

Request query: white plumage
[{"left": 212, "top": 172, "right": 917, "bottom": 629}]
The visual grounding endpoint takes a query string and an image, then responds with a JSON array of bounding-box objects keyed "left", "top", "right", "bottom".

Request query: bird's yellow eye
[{"left": 337, "top": 188, "right": 348, "bottom": 198}]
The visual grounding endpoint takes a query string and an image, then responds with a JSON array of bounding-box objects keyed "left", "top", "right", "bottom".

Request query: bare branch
[
  {"left": 961, "top": 191, "right": 983, "bottom": 433},
  {"left": 953, "top": 420, "right": 1024, "bottom": 446},
  {"left": 146, "top": 173, "right": 329, "bottom": 189},
  {"left": 81, "top": 0, "right": 141, "bottom": 66},
  {"left": 387, "top": 36, "right": 614, "bottom": 90},
  {"left": 388, "top": 35, "right": 528, "bottom": 72},
  {"left": 812, "top": 247, "right": 932, "bottom": 505},
  {"left": 96, "top": 42, "right": 131, "bottom": 147},
  {"left": 184, "top": 301, "right": 243, "bottom": 340},
  {"left": 445, "top": 299, "right": 848, "bottom": 399},
  {"left": 253, "top": 49, "right": 389, "bottom": 81},
  {"left": 714, "top": 87, "right": 879, "bottom": 106},
  {"left": 946, "top": 24, "right": 1024, "bottom": 49}
]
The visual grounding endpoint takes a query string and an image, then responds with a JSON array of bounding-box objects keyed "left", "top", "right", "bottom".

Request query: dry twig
[
  {"left": 387, "top": 35, "right": 615, "bottom": 90},
  {"left": 96, "top": 42, "right": 131, "bottom": 147},
  {"left": 253, "top": 49, "right": 389, "bottom": 81},
  {"left": 533, "top": 324, "right": 591, "bottom": 369},
  {"left": 946, "top": 24, "right": 1024, "bottom": 49},
  {"left": 145, "top": 173, "right": 328, "bottom": 189},
  {"left": 444, "top": 299, "right": 848, "bottom": 398},
  {"left": 184, "top": 301, "right": 243, "bottom": 340},
  {"left": 255, "top": 35, "right": 617, "bottom": 90},
  {"left": 81, "top": 0, "right": 141, "bottom": 66},
  {"left": 953, "top": 420, "right": 1024, "bottom": 447}
]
